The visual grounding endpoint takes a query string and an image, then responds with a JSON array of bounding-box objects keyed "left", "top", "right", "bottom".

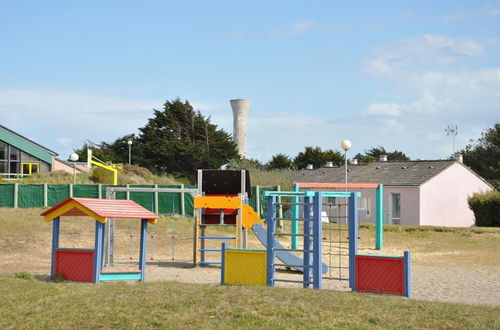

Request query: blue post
[
  {"left": 139, "top": 219, "right": 148, "bottom": 282},
  {"left": 93, "top": 221, "right": 105, "bottom": 283},
  {"left": 375, "top": 184, "right": 384, "bottom": 250},
  {"left": 303, "top": 196, "right": 311, "bottom": 288},
  {"left": 291, "top": 184, "right": 299, "bottom": 250},
  {"left": 348, "top": 192, "right": 358, "bottom": 290},
  {"left": 312, "top": 192, "right": 323, "bottom": 289},
  {"left": 220, "top": 243, "right": 227, "bottom": 285},
  {"left": 51, "top": 217, "right": 60, "bottom": 279},
  {"left": 404, "top": 251, "right": 411, "bottom": 298},
  {"left": 266, "top": 195, "right": 276, "bottom": 287}
]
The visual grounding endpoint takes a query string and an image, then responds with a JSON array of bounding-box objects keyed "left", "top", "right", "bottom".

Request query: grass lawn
[
  {"left": 1, "top": 208, "right": 500, "bottom": 328},
  {"left": 1, "top": 275, "right": 499, "bottom": 329}
]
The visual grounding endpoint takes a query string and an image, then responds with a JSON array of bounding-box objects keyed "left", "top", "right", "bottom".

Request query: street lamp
[
  {"left": 340, "top": 140, "right": 351, "bottom": 187},
  {"left": 69, "top": 153, "right": 79, "bottom": 184},
  {"left": 340, "top": 140, "right": 351, "bottom": 225},
  {"left": 127, "top": 140, "right": 133, "bottom": 165}
]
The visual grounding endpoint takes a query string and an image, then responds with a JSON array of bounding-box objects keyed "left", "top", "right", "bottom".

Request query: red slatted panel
[
  {"left": 55, "top": 249, "right": 95, "bottom": 282},
  {"left": 356, "top": 255, "right": 405, "bottom": 296}
]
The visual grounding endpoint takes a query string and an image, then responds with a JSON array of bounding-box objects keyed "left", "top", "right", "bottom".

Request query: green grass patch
[{"left": 0, "top": 276, "right": 499, "bottom": 329}]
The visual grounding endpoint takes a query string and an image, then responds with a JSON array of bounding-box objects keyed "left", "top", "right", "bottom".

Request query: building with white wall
[{"left": 292, "top": 159, "right": 493, "bottom": 227}]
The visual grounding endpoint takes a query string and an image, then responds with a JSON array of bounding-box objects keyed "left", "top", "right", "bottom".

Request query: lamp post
[
  {"left": 127, "top": 140, "right": 132, "bottom": 165},
  {"left": 340, "top": 140, "right": 351, "bottom": 225},
  {"left": 69, "top": 153, "right": 79, "bottom": 184}
]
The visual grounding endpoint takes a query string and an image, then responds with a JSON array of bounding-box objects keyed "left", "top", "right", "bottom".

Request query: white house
[{"left": 292, "top": 158, "right": 493, "bottom": 227}]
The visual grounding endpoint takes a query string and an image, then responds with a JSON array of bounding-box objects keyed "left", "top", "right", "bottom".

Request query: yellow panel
[
  {"left": 241, "top": 204, "right": 266, "bottom": 229},
  {"left": 43, "top": 200, "right": 107, "bottom": 223},
  {"left": 224, "top": 249, "right": 266, "bottom": 286},
  {"left": 194, "top": 196, "right": 241, "bottom": 209}
]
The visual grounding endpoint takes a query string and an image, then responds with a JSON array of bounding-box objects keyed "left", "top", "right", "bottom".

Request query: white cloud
[
  {"left": 366, "top": 102, "right": 402, "bottom": 116},
  {"left": 443, "top": 3, "right": 500, "bottom": 22},
  {"left": 268, "top": 21, "right": 317, "bottom": 38},
  {"left": 57, "top": 137, "right": 73, "bottom": 146},
  {"left": 366, "top": 92, "right": 450, "bottom": 117},
  {"left": 363, "top": 34, "right": 484, "bottom": 77}
]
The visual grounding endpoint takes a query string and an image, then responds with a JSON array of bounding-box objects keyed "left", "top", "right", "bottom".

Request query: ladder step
[
  {"left": 198, "top": 236, "right": 236, "bottom": 240},
  {"left": 274, "top": 248, "right": 313, "bottom": 253},
  {"left": 274, "top": 279, "right": 312, "bottom": 284},
  {"left": 198, "top": 261, "right": 221, "bottom": 265},
  {"left": 274, "top": 263, "right": 313, "bottom": 268}
]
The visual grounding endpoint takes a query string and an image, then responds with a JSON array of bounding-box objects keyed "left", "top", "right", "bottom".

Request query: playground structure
[
  {"left": 41, "top": 197, "right": 159, "bottom": 283},
  {"left": 221, "top": 190, "right": 411, "bottom": 296},
  {"left": 87, "top": 149, "right": 121, "bottom": 185},
  {"left": 293, "top": 182, "right": 384, "bottom": 250},
  {"left": 103, "top": 186, "right": 199, "bottom": 266},
  {"left": 193, "top": 169, "right": 250, "bottom": 266}
]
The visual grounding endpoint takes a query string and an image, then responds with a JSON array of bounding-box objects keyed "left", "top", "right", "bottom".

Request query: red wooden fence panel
[
  {"left": 355, "top": 255, "right": 405, "bottom": 296},
  {"left": 55, "top": 249, "right": 94, "bottom": 282}
]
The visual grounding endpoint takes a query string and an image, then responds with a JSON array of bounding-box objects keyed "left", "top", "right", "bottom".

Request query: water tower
[{"left": 230, "top": 99, "right": 251, "bottom": 157}]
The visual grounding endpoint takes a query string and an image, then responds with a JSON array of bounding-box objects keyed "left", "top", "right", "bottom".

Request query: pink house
[{"left": 292, "top": 159, "right": 493, "bottom": 227}]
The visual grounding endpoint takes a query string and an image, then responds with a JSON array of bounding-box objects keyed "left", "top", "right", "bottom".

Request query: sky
[{"left": 1, "top": 1, "right": 499, "bottom": 163}]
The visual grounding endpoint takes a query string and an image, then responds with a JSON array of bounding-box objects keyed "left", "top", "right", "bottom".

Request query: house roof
[
  {"left": 0, "top": 125, "right": 58, "bottom": 155},
  {"left": 292, "top": 160, "right": 459, "bottom": 187},
  {"left": 41, "top": 197, "right": 160, "bottom": 224}
]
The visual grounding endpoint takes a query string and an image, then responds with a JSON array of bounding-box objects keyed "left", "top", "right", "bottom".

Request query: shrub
[
  {"left": 14, "top": 272, "right": 33, "bottom": 280},
  {"left": 468, "top": 190, "right": 500, "bottom": 227}
]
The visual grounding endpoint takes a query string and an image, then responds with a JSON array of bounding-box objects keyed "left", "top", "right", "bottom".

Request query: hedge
[{"left": 468, "top": 190, "right": 500, "bottom": 227}]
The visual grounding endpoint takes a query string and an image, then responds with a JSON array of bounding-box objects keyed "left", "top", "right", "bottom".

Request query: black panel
[{"left": 199, "top": 170, "right": 251, "bottom": 198}]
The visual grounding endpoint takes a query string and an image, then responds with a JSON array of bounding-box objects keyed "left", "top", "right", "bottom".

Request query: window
[
  {"left": 0, "top": 141, "right": 7, "bottom": 160},
  {"left": 10, "top": 146, "right": 20, "bottom": 161},
  {"left": 391, "top": 193, "right": 401, "bottom": 225},
  {"left": 360, "top": 196, "right": 372, "bottom": 216}
]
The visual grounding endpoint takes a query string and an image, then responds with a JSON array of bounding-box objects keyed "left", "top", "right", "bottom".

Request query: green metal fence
[{"left": 0, "top": 183, "right": 278, "bottom": 218}]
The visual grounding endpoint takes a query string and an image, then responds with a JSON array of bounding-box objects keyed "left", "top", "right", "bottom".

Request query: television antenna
[{"left": 445, "top": 125, "right": 458, "bottom": 155}]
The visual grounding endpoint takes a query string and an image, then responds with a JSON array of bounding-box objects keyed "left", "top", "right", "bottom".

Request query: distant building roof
[
  {"left": 0, "top": 125, "right": 58, "bottom": 164},
  {"left": 292, "top": 160, "right": 468, "bottom": 187}
]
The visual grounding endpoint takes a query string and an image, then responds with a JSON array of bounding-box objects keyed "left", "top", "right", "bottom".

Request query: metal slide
[{"left": 251, "top": 221, "right": 328, "bottom": 274}]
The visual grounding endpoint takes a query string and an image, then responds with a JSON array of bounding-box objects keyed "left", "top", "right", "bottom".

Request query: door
[
  {"left": 391, "top": 193, "right": 401, "bottom": 225},
  {"left": 21, "top": 162, "right": 40, "bottom": 175}
]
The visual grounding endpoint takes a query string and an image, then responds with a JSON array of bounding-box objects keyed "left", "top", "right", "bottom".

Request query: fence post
[
  {"left": 69, "top": 184, "right": 73, "bottom": 198},
  {"left": 126, "top": 184, "right": 130, "bottom": 200},
  {"left": 154, "top": 184, "right": 159, "bottom": 214},
  {"left": 180, "top": 184, "right": 185, "bottom": 216},
  {"left": 98, "top": 184, "right": 102, "bottom": 199},
  {"left": 43, "top": 183, "right": 48, "bottom": 207},
  {"left": 255, "top": 185, "right": 261, "bottom": 217},
  {"left": 13, "top": 183, "right": 18, "bottom": 208}
]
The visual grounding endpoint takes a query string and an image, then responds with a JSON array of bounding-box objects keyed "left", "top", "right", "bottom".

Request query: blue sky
[{"left": 1, "top": 1, "right": 499, "bottom": 162}]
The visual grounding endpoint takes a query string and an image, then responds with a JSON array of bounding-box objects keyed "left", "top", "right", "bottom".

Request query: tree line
[{"left": 73, "top": 98, "right": 498, "bottom": 187}]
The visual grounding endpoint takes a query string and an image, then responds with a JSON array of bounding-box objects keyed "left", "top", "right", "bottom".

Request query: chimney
[
  {"left": 379, "top": 155, "right": 388, "bottom": 162},
  {"left": 351, "top": 159, "right": 358, "bottom": 165},
  {"left": 230, "top": 99, "right": 251, "bottom": 158},
  {"left": 306, "top": 164, "right": 314, "bottom": 170},
  {"left": 325, "top": 162, "right": 333, "bottom": 167},
  {"left": 454, "top": 153, "right": 463, "bottom": 163}
]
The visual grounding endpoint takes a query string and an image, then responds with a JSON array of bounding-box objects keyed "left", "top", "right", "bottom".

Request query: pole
[
  {"left": 73, "top": 162, "right": 77, "bottom": 184},
  {"left": 128, "top": 144, "right": 131, "bottom": 165}
]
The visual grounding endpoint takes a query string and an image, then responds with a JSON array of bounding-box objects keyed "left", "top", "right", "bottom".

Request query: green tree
[
  {"left": 138, "top": 98, "right": 239, "bottom": 181},
  {"left": 293, "top": 146, "right": 344, "bottom": 170},
  {"left": 461, "top": 123, "right": 500, "bottom": 189},
  {"left": 267, "top": 153, "right": 293, "bottom": 170},
  {"left": 356, "top": 146, "right": 410, "bottom": 163}
]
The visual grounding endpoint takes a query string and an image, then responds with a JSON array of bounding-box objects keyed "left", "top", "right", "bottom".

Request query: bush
[
  {"left": 468, "top": 190, "right": 500, "bottom": 227},
  {"left": 14, "top": 272, "right": 33, "bottom": 280}
]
